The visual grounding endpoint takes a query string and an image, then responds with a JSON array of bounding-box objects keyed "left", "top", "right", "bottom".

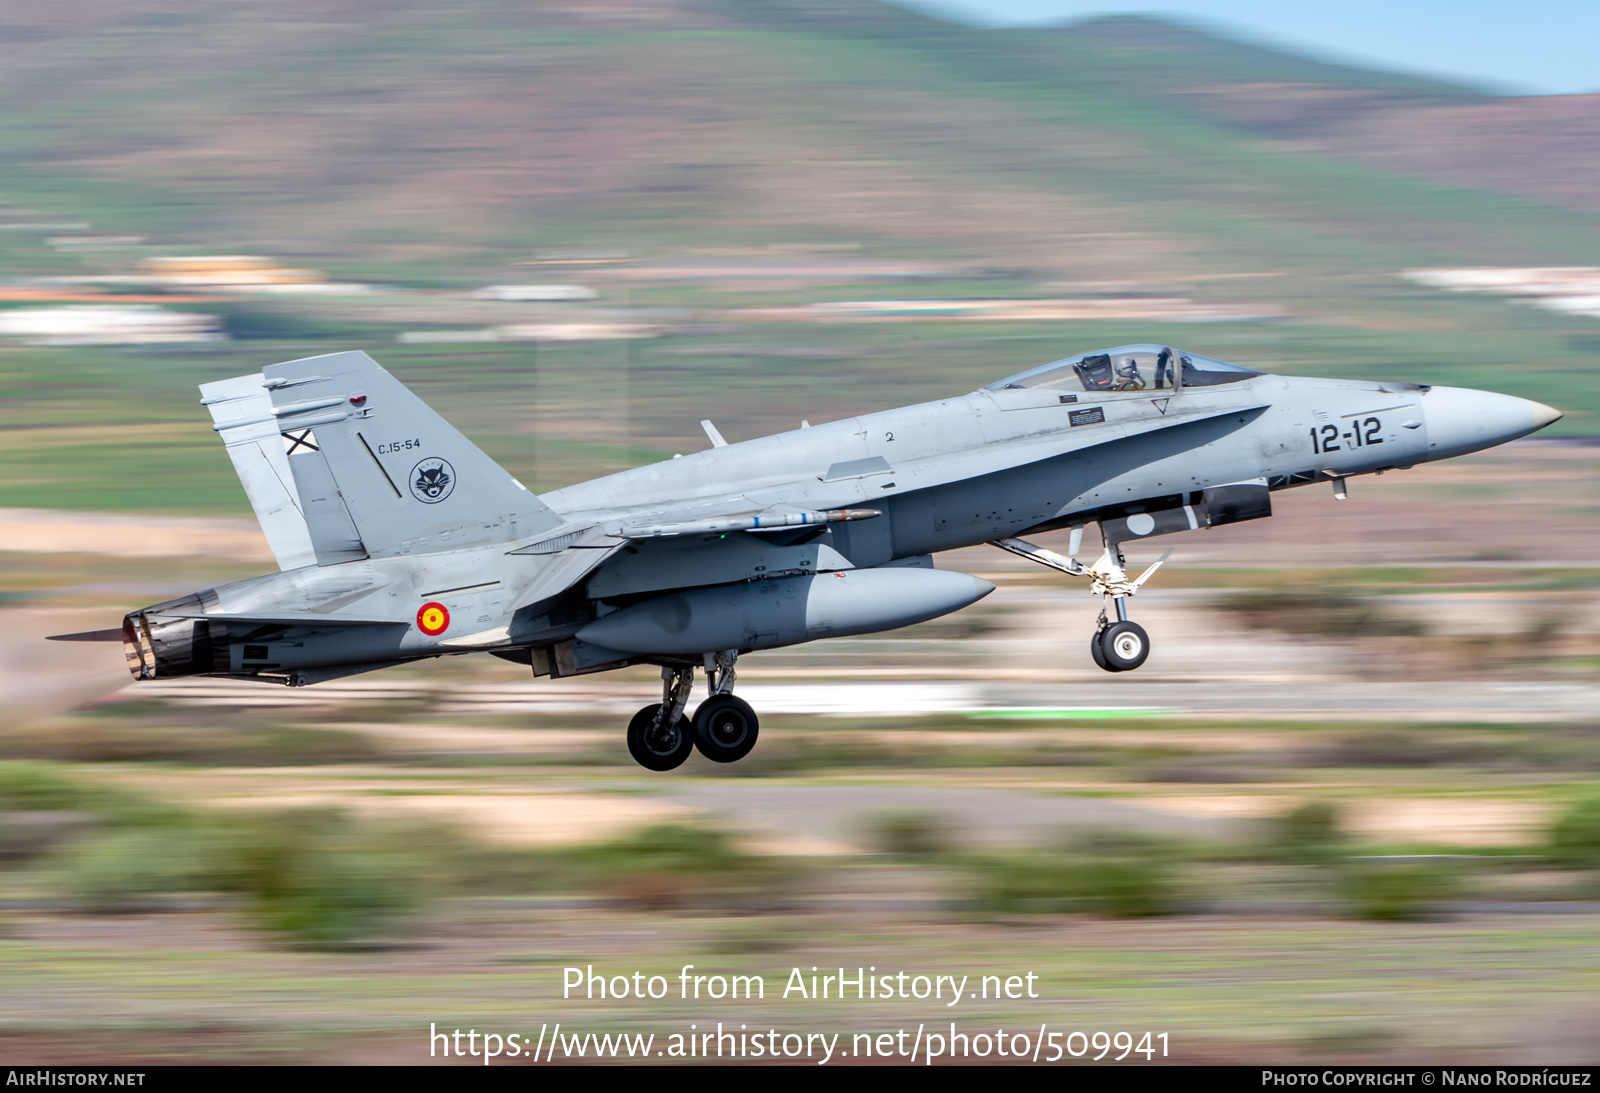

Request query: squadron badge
[{"left": 410, "top": 457, "right": 456, "bottom": 504}]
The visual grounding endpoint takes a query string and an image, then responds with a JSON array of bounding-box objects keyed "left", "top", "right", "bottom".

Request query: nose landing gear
[
  {"left": 625, "top": 650, "right": 760, "bottom": 770},
  {"left": 991, "top": 529, "right": 1170, "bottom": 674}
]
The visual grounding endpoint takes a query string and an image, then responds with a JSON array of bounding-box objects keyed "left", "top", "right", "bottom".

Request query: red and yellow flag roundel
[{"left": 416, "top": 601, "right": 450, "bottom": 636}]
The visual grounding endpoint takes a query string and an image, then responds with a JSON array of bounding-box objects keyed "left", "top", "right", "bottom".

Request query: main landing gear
[
  {"left": 991, "top": 529, "right": 1170, "bottom": 675},
  {"left": 625, "top": 650, "right": 760, "bottom": 771},
  {"left": 626, "top": 667, "right": 695, "bottom": 771}
]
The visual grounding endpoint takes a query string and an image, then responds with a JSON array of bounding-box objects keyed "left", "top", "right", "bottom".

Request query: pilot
[{"left": 1113, "top": 356, "right": 1146, "bottom": 391}]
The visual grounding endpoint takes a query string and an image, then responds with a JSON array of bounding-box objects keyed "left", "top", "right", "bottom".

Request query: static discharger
[{"left": 613, "top": 508, "right": 881, "bottom": 539}]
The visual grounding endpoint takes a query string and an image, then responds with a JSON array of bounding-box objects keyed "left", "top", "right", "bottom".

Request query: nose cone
[
  {"left": 1423, "top": 386, "right": 1562, "bottom": 461},
  {"left": 1530, "top": 400, "right": 1564, "bottom": 430}
]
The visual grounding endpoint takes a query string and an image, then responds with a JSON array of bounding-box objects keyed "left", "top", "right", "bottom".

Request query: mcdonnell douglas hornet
[{"left": 54, "top": 346, "right": 1561, "bottom": 769}]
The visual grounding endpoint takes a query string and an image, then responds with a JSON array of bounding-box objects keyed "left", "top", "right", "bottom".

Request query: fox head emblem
[{"left": 410, "top": 457, "right": 456, "bottom": 503}]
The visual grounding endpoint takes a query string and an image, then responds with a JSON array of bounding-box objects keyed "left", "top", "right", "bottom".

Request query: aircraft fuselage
[{"left": 110, "top": 348, "right": 1558, "bottom": 700}]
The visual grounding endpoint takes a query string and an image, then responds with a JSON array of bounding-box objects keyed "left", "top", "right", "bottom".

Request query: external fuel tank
[{"left": 576, "top": 567, "right": 995, "bottom": 655}]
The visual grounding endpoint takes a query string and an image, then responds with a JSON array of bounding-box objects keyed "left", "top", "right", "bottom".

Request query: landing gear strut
[
  {"left": 1090, "top": 559, "right": 1152, "bottom": 673},
  {"left": 624, "top": 651, "right": 760, "bottom": 770},
  {"left": 694, "top": 649, "right": 759, "bottom": 764},
  {"left": 626, "top": 666, "right": 696, "bottom": 771},
  {"left": 991, "top": 528, "right": 1170, "bottom": 674}
]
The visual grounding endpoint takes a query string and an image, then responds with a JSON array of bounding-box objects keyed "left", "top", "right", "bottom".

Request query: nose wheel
[{"left": 1096, "top": 619, "right": 1150, "bottom": 672}]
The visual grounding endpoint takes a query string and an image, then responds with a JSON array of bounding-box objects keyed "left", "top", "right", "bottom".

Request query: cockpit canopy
[{"left": 986, "top": 344, "right": 1262, "bottom": 394}]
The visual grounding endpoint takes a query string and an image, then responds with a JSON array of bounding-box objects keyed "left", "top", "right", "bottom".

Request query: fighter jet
[{"left": 54, "top": 346, "right": 1561, "bottom": 770}]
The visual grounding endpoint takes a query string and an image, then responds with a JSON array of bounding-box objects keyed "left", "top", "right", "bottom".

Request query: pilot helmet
[{"left": 1116, "top": 356, "right": 1139, "bottom": 375}]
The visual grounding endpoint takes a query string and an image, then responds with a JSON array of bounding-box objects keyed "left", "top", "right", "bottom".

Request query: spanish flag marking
[{"left": 416, "top": 601, "right": 450, "bottom": 636}]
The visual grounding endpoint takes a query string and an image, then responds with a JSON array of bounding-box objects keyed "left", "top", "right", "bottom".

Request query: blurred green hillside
[{"left": 1, "top": 0, "right": 1596, "bottom": 514}]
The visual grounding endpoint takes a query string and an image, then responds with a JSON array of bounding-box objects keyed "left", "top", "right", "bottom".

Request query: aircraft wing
[{"left": 503, "top": 522, "right": 630, "bottom": 616}]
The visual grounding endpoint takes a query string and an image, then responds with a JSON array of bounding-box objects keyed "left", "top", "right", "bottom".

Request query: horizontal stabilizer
[
  {"left": 140, "top": 611, "right": 405, "bottom": 627},
  {"left": 46, "top": 628, "right": 125, "bottom": 642}
]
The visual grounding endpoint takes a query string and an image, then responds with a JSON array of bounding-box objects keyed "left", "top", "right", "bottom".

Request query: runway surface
[{"left": 123, "top": 676, "right": 1600, "bottom": 722}]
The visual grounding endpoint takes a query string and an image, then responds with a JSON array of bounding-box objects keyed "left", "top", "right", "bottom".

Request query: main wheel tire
[
  {"left": 627, "top": 703, "right": 695, "bottom": 771},
  {"left": 1099, "top": 620, "right": 1150, "bottom": 672},
  {"left": 1090, "top": 628, "right": 1115, "bottom": 672},
  {"left": 693, "top": 694, "right": 760, "bottom": 763}
]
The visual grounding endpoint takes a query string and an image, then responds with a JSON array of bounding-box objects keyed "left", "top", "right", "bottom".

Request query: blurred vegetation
[
  {"left": 1219, "top": 589, "right": 1426, "bottom": 638},
  {"left": 1208, "top": 587, "right": 1599, "bottom": 680},
  {"left": 1339, "top": 861, "right": 1462, "bottom": 921},
  {"left": 0, "top": 718, "right": 382, "bottom": 766},
  {"left": 863, "top": 809, "right": 952, "bottom": 857},
  {"left": 1308, "top": 732, "right": 1504, "bottom": 769},
  {"left": 1549, "top": 794, "right": 1600, "bottom": 869},
  {"left": 555, "top": 824, "right": 802, "bottom": 911},
  {"left": 1273, "top": 800, "right": 1346, "bottom": 865},
  {"left": 5, "top": 748, "right": 1600, "bottom": 938},
  {"left": 51, "top": 827, "right": 215, "bottom": 915},
  {"left": 0, "top": 762, "right": 802, "bottom": 942},
  {"left": 959, "top": 834, "right": 1176, "bottom": 918},
  {"left": 0, "top": 761, "right": 117, "bottom": 812},
  {"left": 206, "top": 810, "right": 426, "bottom": 947},
  {"left": 3, "top": 667, "right": 1598, "bottom": 933},
  {"left": 0, "top": 764, "right": 424, "bottom": 944}
]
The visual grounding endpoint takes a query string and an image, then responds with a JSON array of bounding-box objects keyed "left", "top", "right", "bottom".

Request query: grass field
[{"left": 3, "top": 666, "right": 1599, "bottom": 1063}]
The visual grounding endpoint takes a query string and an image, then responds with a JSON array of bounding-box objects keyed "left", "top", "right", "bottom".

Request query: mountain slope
[
  {"left": 0, "top": 1, "right": 1596, "bottom": 519},
  {"left": 2, "top": 0, "right": 1598, "bottom": 282}
]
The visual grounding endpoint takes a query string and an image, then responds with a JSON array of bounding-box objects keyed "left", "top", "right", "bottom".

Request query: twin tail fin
[{"left": 204, "top": 350, "right": 562, "bottom": 568}]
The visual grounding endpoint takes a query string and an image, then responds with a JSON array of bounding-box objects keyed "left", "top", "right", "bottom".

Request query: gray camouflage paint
[{"left": 117, "top": 350, "right": 1558, "bottom": 685}]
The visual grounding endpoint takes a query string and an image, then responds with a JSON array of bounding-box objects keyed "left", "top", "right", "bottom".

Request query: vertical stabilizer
[
  {"left": 200, "top": 373, "right": 318, "bottom": 571},
  {"left": 262, "top": 351, "right": 563, "bottom": 561}
]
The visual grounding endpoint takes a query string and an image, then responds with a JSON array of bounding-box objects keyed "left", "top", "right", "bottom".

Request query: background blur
[{"left": 2, "top": 0, "right": 1599, "bottom": 1064}]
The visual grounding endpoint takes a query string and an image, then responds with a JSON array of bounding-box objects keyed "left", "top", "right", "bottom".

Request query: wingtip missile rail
[{"left": 610, "top": 508, "right": 881, "bottom": 539}]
